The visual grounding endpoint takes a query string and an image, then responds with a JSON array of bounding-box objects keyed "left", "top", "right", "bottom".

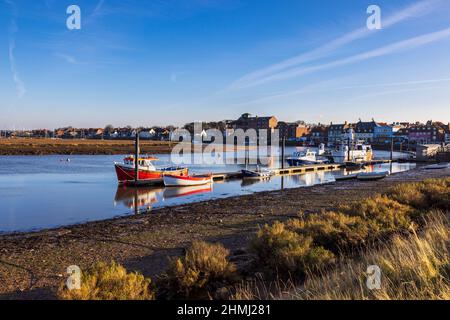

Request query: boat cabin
[
  {"left": 123, "top": 156, "right": 158, "bottom": 168},
  {"left": 292, "top": 150, "right": 316, "bottom": 158}
]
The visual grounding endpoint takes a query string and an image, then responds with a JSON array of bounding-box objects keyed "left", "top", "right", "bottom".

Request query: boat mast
[
  {"left": 135, "top": 129, "right": 140, "bottom": 183},
  {"left": 347, "top": 137, "right": 351, "bottom": 162}
]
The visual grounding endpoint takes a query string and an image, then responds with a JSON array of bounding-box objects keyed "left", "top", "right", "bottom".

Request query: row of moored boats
[{"left": 114, "top": 139, "right": 414, "bottom": 186}]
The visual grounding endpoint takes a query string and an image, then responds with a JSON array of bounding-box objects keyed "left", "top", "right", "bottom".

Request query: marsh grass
[
  {"left": 234, "top": 211, "right": 450, "bottom": 300},
  {"left": 248, "top": 178, "right": 449, "bottom": 284}
]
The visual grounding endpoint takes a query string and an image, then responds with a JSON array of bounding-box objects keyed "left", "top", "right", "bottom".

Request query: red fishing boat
[{"left": 114, "top": 156, "right": 188, "bottom": 185}]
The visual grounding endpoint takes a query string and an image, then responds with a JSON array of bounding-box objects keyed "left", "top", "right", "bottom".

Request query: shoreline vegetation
[
  {"left": 0, "top": 168, "right": 448, "bottom": 299},
  {"left": 0, "top": 138, "right": 177, "bottom": 156},
  {"left": 0, "top": 138, "right": 259, "bottom": 156}
]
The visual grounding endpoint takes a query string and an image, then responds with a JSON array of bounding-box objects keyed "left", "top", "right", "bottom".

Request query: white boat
[
  {"left": 241, "top": 169, "right": 273, "bottom": 179},
  {"left": 357, "top": 171, "right": 390, "bottom": 181},
  {"left": 422, "top": 163, "right": 449, "bottom": 170},
  {"left": 287, "top": 150, "right": 325, "bottom": 166},
  {"left": 163, "top": 174, "right": 213, "bottom": 187},
  {"left": 334, "top": 173, "right": 359, "bottom": 181},
  {"left": 331, "top": 142, "right": 373, "bottom": 164}
]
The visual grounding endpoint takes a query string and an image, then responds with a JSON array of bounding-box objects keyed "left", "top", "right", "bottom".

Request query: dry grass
[
  {"left": 58, "top": 261, "right": 155, "bottom": 300},
  {"left": 159, "top": 240, "right": 238, "bottom": 299},
  {"left": 233, "top": 211, "right": 450, "bottom": 300},
  {"left": 248, "top": 178, "right": 449, "bottom": 283}
]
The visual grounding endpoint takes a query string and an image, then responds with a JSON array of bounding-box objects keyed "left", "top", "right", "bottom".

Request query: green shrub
[
  {"left": 161, "top": 240, "right": 237, "bottom": 299},
  {"left": 58, "top": 261, "right": 155, "bottom": 300},
  {"left": 340, "top": 195, "right": 414, "bottom": 237},
  {"left": 286, "top": 211, "right": 370, "bottom": 253},
  {"left": 385, "top": 178, "right": 450, "bottom": 213},
  {"left": 250, "top": 222, "right": 335, "bottom": 278}
]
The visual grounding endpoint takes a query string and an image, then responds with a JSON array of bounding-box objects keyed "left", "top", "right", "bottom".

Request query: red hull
[{"left": 115, "top": 164, "right": 188, "bottom": 185}]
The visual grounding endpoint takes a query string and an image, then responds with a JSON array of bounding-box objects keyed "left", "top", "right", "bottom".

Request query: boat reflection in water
[
  {"left": 163, "top": 185, "right": 213, "bottom": 199},
  {"left": 114, "top": 184, "right": 214, "bottom": 213},
  {"left": 113, "top": 162, "right": 416, "bottom": 216},
  {"left": 114, "top": 186, "right": 164, "bottom": 214}
]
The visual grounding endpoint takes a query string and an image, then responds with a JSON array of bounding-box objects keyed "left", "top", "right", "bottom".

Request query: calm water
[{"left": 0, "top": 149, "right": 415, "bottom": 233}]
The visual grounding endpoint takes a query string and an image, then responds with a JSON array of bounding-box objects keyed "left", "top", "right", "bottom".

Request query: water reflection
[
  {"left": 114, "top": 184, "right": 214, "bottom": 212},
  {"left": 0, "top": 153, "right": 416, "bottom": 233},
  {"left": 163, "top": 185, "right": 213, "bottom": 199},
  {"left": 114, "top": 186, "right": 163, "bottom": 211},
  {"left": 112, "top": 162, "right": 416, "bottom": 213}
]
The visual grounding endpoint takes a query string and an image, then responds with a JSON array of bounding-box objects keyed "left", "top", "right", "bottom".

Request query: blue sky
[{"left": 1, "top": 0, "right": 450, "bottom": 129}]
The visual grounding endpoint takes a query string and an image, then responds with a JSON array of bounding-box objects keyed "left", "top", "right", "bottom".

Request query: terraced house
[
  {"left": 232, "top": 113, "right": 278, "bottom": 134},
  {"left": 354, "top": 119, "right": 379, "bottom": 143},
  {"left": 408, "top": 121, "right": 445, "bottom": 144},
  {"left": 328, "top": 122, "right": 350, "bottom": 146}
]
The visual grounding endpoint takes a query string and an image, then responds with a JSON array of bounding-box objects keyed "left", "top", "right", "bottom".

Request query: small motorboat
[
  {"left": 334, "top": 173, "right": 359, "bottom": 181},
  {"left": 357, "top": 171, "right": 390, "bottom": 181},
  {"left": 241, "top": 169, "right": 273, "bottom": 179},
  {"left": 286, "top": 149, "right": 326, "bottom": 166},
  {"left": 422, "top": 163, "right": 449, "bottom": 170},
  {"left": 163, "top": 174, "right": 213, "bottom": 187},
  {"left": 345, "top": 161, "right": 366, "bottom": 171}
]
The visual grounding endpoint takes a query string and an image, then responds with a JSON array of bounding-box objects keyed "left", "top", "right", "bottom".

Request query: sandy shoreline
[{"left": 0, "top": 167, "right": 448, "bottom": 299}]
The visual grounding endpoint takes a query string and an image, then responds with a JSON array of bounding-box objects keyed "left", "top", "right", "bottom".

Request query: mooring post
[
  {"left": 135, "top": 129, "right": 140, "bottom": 183},
  {"left": 390, "top": 136, "right": 394, "bottom": 173},
  {"left": 281, "top": 135, "right": 286, "bottom": 169},
  {"left": 347, "top": 137, "right": 351, "bottom": 163}
]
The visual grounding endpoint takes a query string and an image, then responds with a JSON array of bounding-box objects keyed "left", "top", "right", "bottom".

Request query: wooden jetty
[{"left": 211, "top": 160, "right": 393, "bottom": 181}]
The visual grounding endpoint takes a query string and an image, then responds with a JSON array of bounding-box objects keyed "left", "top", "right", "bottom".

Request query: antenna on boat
[{"left": 281, "top": 135, "right": 286, "bottom": 170}]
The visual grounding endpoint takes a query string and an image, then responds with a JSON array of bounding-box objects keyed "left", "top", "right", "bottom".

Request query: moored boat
[
  {"left": 286, "top": 149, "right": 326, "bottom": 166},
  {"left": 422, "top": 163, "right": 449, "bottom": 170},
  {"left": 334, "top": 173, "right": 359, "bottom": 181},
  {"left": 163, "top": 174, "right": 213, "bottom": 187},
  {"left": 114, "top": 156, "right": 188, "bottom": 185},
  {"left": 241, "top": 168, "right": 273, "bottom": 179},
  {"left": 357, "top": 171, "right": 390, "bottom": 181},
  {"left": 345, "top": 161, "right": 366, "bottom": 171}
]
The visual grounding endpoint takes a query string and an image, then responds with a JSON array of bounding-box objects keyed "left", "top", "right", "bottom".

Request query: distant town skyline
[{"left": 1, "top": 0, "right": 450, "bottom": 129}]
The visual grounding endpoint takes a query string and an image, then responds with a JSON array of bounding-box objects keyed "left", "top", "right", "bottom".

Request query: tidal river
[{"left": 0, "top": 149, "right": 415, "bottom": 233}]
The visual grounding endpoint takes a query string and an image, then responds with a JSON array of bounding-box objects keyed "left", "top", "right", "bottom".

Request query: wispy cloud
[
  {"left": 235, "top": 27, "right": 450, "bottom": 88},
  {"left": 55, "top": 52, "right": 83, "bottom": 65},
  {"left": 348, "top": 86, "right": 450, "bottom": 102},
  {"left": 9, "top": 40, "right": 26, "bottom": 98},
  {"left": 5, "top": 0, "right": 26, "bottom": 98},
  {"left": 236, "top": 77, "right": 450, "bottom": 107},
  {"left": 339, "top": 78, "right": 450, "bottom": 90},
  {"left": 229, "top": 0, "right": 446, "bottom": 90}
]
